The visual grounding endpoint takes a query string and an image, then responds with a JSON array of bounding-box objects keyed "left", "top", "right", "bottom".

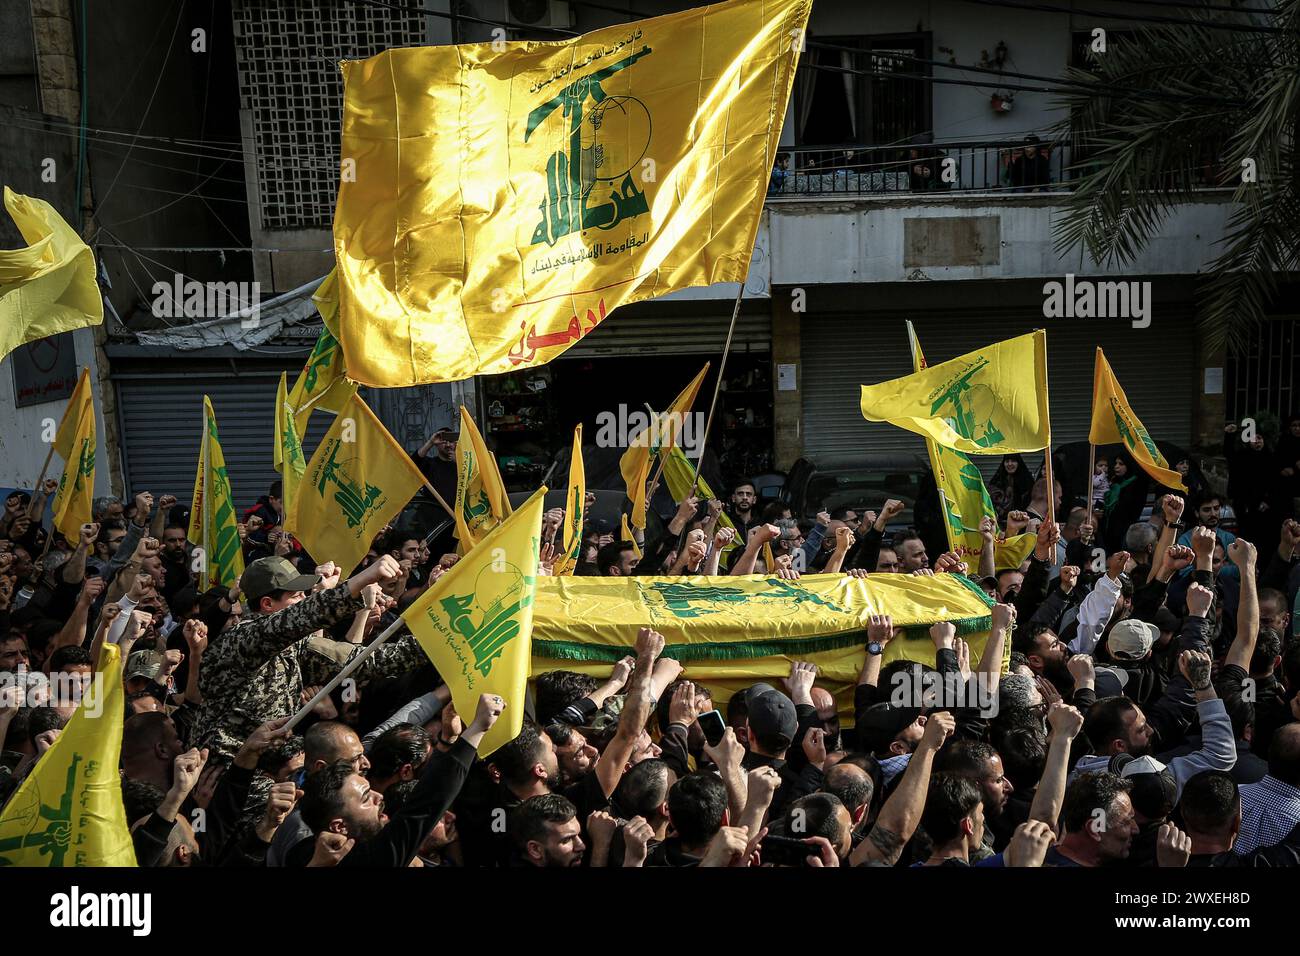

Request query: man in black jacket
[{"left": 293, "top": 692, "right": 503, "bottom": 867}]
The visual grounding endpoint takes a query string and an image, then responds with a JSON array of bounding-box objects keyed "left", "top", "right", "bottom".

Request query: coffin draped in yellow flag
[
  {"left": 554, "top": 425, "right": 585, "bottom": 576},
  {"left": 295, "top": 392, "right": 426, "bottom": 575},
  {"left": 454, "top": 407, "right": 514, "bottom": 550},
  {"left": 620, "top": 363, "right": 709, "bottom": 530},
  {"left": 274, "top": 372, "right": 307, "bottom": 533},
  {"left": 0, "top": 187, "right": 103, "bottom": 364},
  {"left": 528, "top": 571, "right": 999, "bottom": 723},
  {"left": 50, "top": 368, "right": 96, "bottom": 541},
  {"left": 403, "top": 488, "right": 547, "bottom": 756},
  {"left": 0, "top": 642, "right": 135, "bottom": 866},
  {"left": 189, "top": 397, "right": 245, "bottom": 590},
  {"left": 1089, "top": 348, "right": 1187, "bottom": 492},
  {"left": 332, "top": 0, "right": 810, "bottom": 385},
  {"left": 861, "top": 330, "right": 1051, "bottom": 456}
]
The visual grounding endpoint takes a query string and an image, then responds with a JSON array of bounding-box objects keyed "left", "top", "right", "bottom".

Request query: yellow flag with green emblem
[
  {"left": 188, "top": 397, "right": 245, "bottom": 590},
  {"left": 0, "top": 187, "right": 103, "bottom": 364},
  {"left": 620, "top": 514, "right": 642, "bottom": 560},
  {"left": 0, "top": 641, "right": 135, "bottom": 866},
  {"left": 403, "top": 488, "right": 547, "bottom": 756},
  {"left": 53, "top": 367, "right": 93, "bottom": 461},
  {"left": 861, "top": 330, "right": 1050, "bottom": 455},
  {"left": 619, "top": 363, "right": 709, "bottom": 530},
  {"left": 661, "top": 445, "right": 737, "bottom": 556},
  {"left": 288, "top": 326, "right": 358, "bottom": 441},
  {"left": 906, "top": 321, "right": 998, "bottom": 563},
  {"left": 295, "top": 392, "right": 426, "bottom": 575},
  {"left": 1089, "top": 348, "right": 1187, "bottom": 492},
  {"left": 50, "top": 388, "right": 95, "bottom": 542},
  {"left": 274, "top": 372, "right": 307, "bottom": 533},
  {"left": 332, "top": 0, "right": 810, "bottom": 385},
  {"left": 454, "top": 407, "right": 513, "bottom": 551},
  {"left": 555, "top": 425, "right": 585, "bottom": 576}
]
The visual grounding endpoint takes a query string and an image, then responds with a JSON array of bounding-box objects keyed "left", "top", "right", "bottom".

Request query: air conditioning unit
[{"left": 488, "top": 0, "right": 575, "bottom": 29}]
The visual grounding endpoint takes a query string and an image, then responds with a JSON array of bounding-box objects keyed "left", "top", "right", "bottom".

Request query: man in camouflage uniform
[{"left": 193, "top": 554, "right": 422, "bottom": 767}]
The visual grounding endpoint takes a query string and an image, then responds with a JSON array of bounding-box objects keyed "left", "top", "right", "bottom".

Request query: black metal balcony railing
[{"left": 769, "top": 139, "right": 1076, "bottom": 197}]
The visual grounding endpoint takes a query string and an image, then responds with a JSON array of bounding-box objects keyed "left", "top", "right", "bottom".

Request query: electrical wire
[{"left": 948, "top": 0, "right": 1288, "bottom": 33}]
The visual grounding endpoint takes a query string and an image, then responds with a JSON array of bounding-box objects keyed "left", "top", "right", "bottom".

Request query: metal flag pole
[
  {"left": 285, "top": 614, "right": 406, "bottom": 731},
  {"left": 689, "top": 281, "right": 746, "bottom": 499}
]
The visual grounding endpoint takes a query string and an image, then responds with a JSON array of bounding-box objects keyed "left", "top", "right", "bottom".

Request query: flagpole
[
  {"left": 1084, "top": 443, "right": 1096, "bottom": 530},
  {"left": 26, "top": 447, "right": 56, "bottom": 519},
  {"left": 689, "top": 282, "right": 745, "bottom": 498},
  {"left": 285, "top": 615, "right": 406, "bottom": 731},
  {"left": 422, "top": 480, "right": 457, "bottom": 523},
  {"left": 1043, "top": 445, "right": 1057, "bottom": 567}
]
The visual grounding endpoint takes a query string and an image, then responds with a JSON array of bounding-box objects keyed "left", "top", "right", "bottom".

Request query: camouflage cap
[
  {"left": 241, "top": 556, "right": 321, "bottom": 607},
  {"left": 124, "top": 650, "right": 165, "bottom": 681}
]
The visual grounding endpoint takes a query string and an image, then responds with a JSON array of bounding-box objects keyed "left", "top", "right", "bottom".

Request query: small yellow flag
[
  {"left": 906, "top": 321, "right": 998, "bottom": 562},
  {"left": 275, "top": 372, "right": 307, "bottom": 533},
  {"left": 620, "top": 513, "right": 642, "bottom": 560},
  {"left": 0, "top": 642, "right": 136, "bottom": 866},
  {"left": 53, "top": 367, "right": 93, "bottom": 461},
  {"left": 188, "top": 397, "right": 245, "bottom": 590},
  {"left": 0, "top": 187, "right": 103, "bottom": 364},
  {"left": 454, "top": 406, "right": 514, "bottom": 550},
  {"left": 50, "top": 388, "right": 95, "bottom": 543},
  {"left": 555, "top": 425, "right": 586, "bottom": 576},
  {"left": 861, "top": 330, "right": 1051, "bottom": 455},
  {"left": 1089, "top": 348, "right": 1187, "bottom": 492},
  {"left": 403, "top": 488, "right": 547, "bottom": 756},
  {"left": 661, "top": 445, "right": 736, "bottom": 554},
  {"left": 619, "top": 363, "right": 709, "bottom": 530},
  {"left": 296, "top": 392, "right": 426, "bottom": 575},
  {"left": 994, "top": 532, "right": 1037, "bottom": 572},
  {"left": 332, "top": 0, "right": 809, "bottom": 385}
]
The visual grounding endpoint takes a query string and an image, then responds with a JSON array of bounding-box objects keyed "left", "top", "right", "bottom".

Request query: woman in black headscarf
[
  {"left": 989, "top": 453, "right": 1034, "bottom": 520},
  {"left": 1101, "top": 452, "right": 1151, "bottom": 555}
]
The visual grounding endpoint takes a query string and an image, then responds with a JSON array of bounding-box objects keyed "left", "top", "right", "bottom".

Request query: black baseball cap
[
  {"left": 744, "top": 683, "right": 797, "bottom": 740},
  {"left": 856, "top": 703, "right": 922, "bottom": 753},
  {"left": 241, "top": 556, "right": 320, "bottom": 606}
]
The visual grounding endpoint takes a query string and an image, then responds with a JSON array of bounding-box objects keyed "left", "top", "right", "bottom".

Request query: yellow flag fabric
[
  {"left": 53, "top": 367, "right": 92, "bottom": 462},
  {"left": 555, "top": 425, "right": 586, "bottom": 576},
  {"left": 50, "top": 386, "right": 95, "bottom": 542},
  {"left": 312, "top": 267, "right": 342, "bottom": 342},
  {"left": 0, "top": 642, "right": 135, "bottom": 866},
  {"left": 906, "top": 321, "right": 999, "bottom": 562},
  {"left": 275, "top": 372, "right": 308, "bottom": 533},
  {"left": 296, "top": 393, "right": 426, "bottom": 575},
  {"left": 188, "top": 397, "right": 245, "bottom": 590},
  {"left": 288, "top": 324, "right": 358, "bottom": 441},
  {"left": 332, "top": 0, "right": 809, "bottom": 386},
  {"left": 1089, "top": 348, "right": 1187, "bottom": 492},
  {"left": 0, "top": 187, "right": 103, "bottom": 364},
  {"left": 529, "top": 571, "right": 997, "bottom": 724},
  {"left": 620, "top": 363, "right": 709, "bottom": 529},
  {"left": 994, "top": 532, "right": 1037, "bottom": 572},
  {"left": 660, "top": 445, "right": 737, "bottom": 555},
  {"left": 454, "top": 407, "right": 514, "bottom": 550},
  {"left": 861, "top": 330, "right": 1050, "bottom": 455},
  {"left": 620, "top": 513, "right": 643, "bottom": 560},
  {"left": 403, "top": 488, "right": 547, "bottom": 756}
]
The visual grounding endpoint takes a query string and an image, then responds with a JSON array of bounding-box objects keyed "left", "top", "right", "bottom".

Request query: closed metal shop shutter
[
  {"left": 564, "top": 309, "right": 771, "bottom": 356},
  {"left": 800, "top": 303, "right": 1196, "bottom": 475},
  {"left": 115, "top": 374, "right": 334, "bottom": 509}
]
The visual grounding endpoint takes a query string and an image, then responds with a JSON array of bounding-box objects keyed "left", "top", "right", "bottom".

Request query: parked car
[{"left": 781, "top": 454, "right": 930, "bottom": 536}]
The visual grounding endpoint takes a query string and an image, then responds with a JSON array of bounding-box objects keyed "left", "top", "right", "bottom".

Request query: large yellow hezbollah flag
[
  {"left": 454, "top": 407, "right": 514, "bottom": 550},
  {"left": 50, "top": 384, "right": 95, "bottom": 542},
  {"left": 554, "top": 425, "right": 585, "bottom": 576},
  {"left": 619, "top": 363, "right": 709, "bottom": 530},
  {"left": 0, "top": 187, "right": 103, "bottom": 364},
  {"left": 0, "top": 642, "right": 135, "bottom": 866},
  {"left": 1089, "top": 348, "right": 1187, "bottom": 492},
  {"left": 296, "top": 392, "right": 426, "bottom": 574},
  {"left": 188, "top": 397, "right": 244, "bottom": 590},
  {"left": 274, "top": 372, "right": 307, "bottom": 533},
  {"left": 861, "top": 330, "right": 1050, "bottom": 455},
  {"left": 333, "top": 0, "right": 810, "bottom": 385},
  {"left": 529, "top": 570, "right": 998, "bottom": 725},
  {"left": 404, "top": 488, "right": 547, "bottom": 756}
]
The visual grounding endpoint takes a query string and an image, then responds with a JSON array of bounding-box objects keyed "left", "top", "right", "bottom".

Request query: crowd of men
[{"left": 2, "top": 416, "right": 1300, "bottom": 869}]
